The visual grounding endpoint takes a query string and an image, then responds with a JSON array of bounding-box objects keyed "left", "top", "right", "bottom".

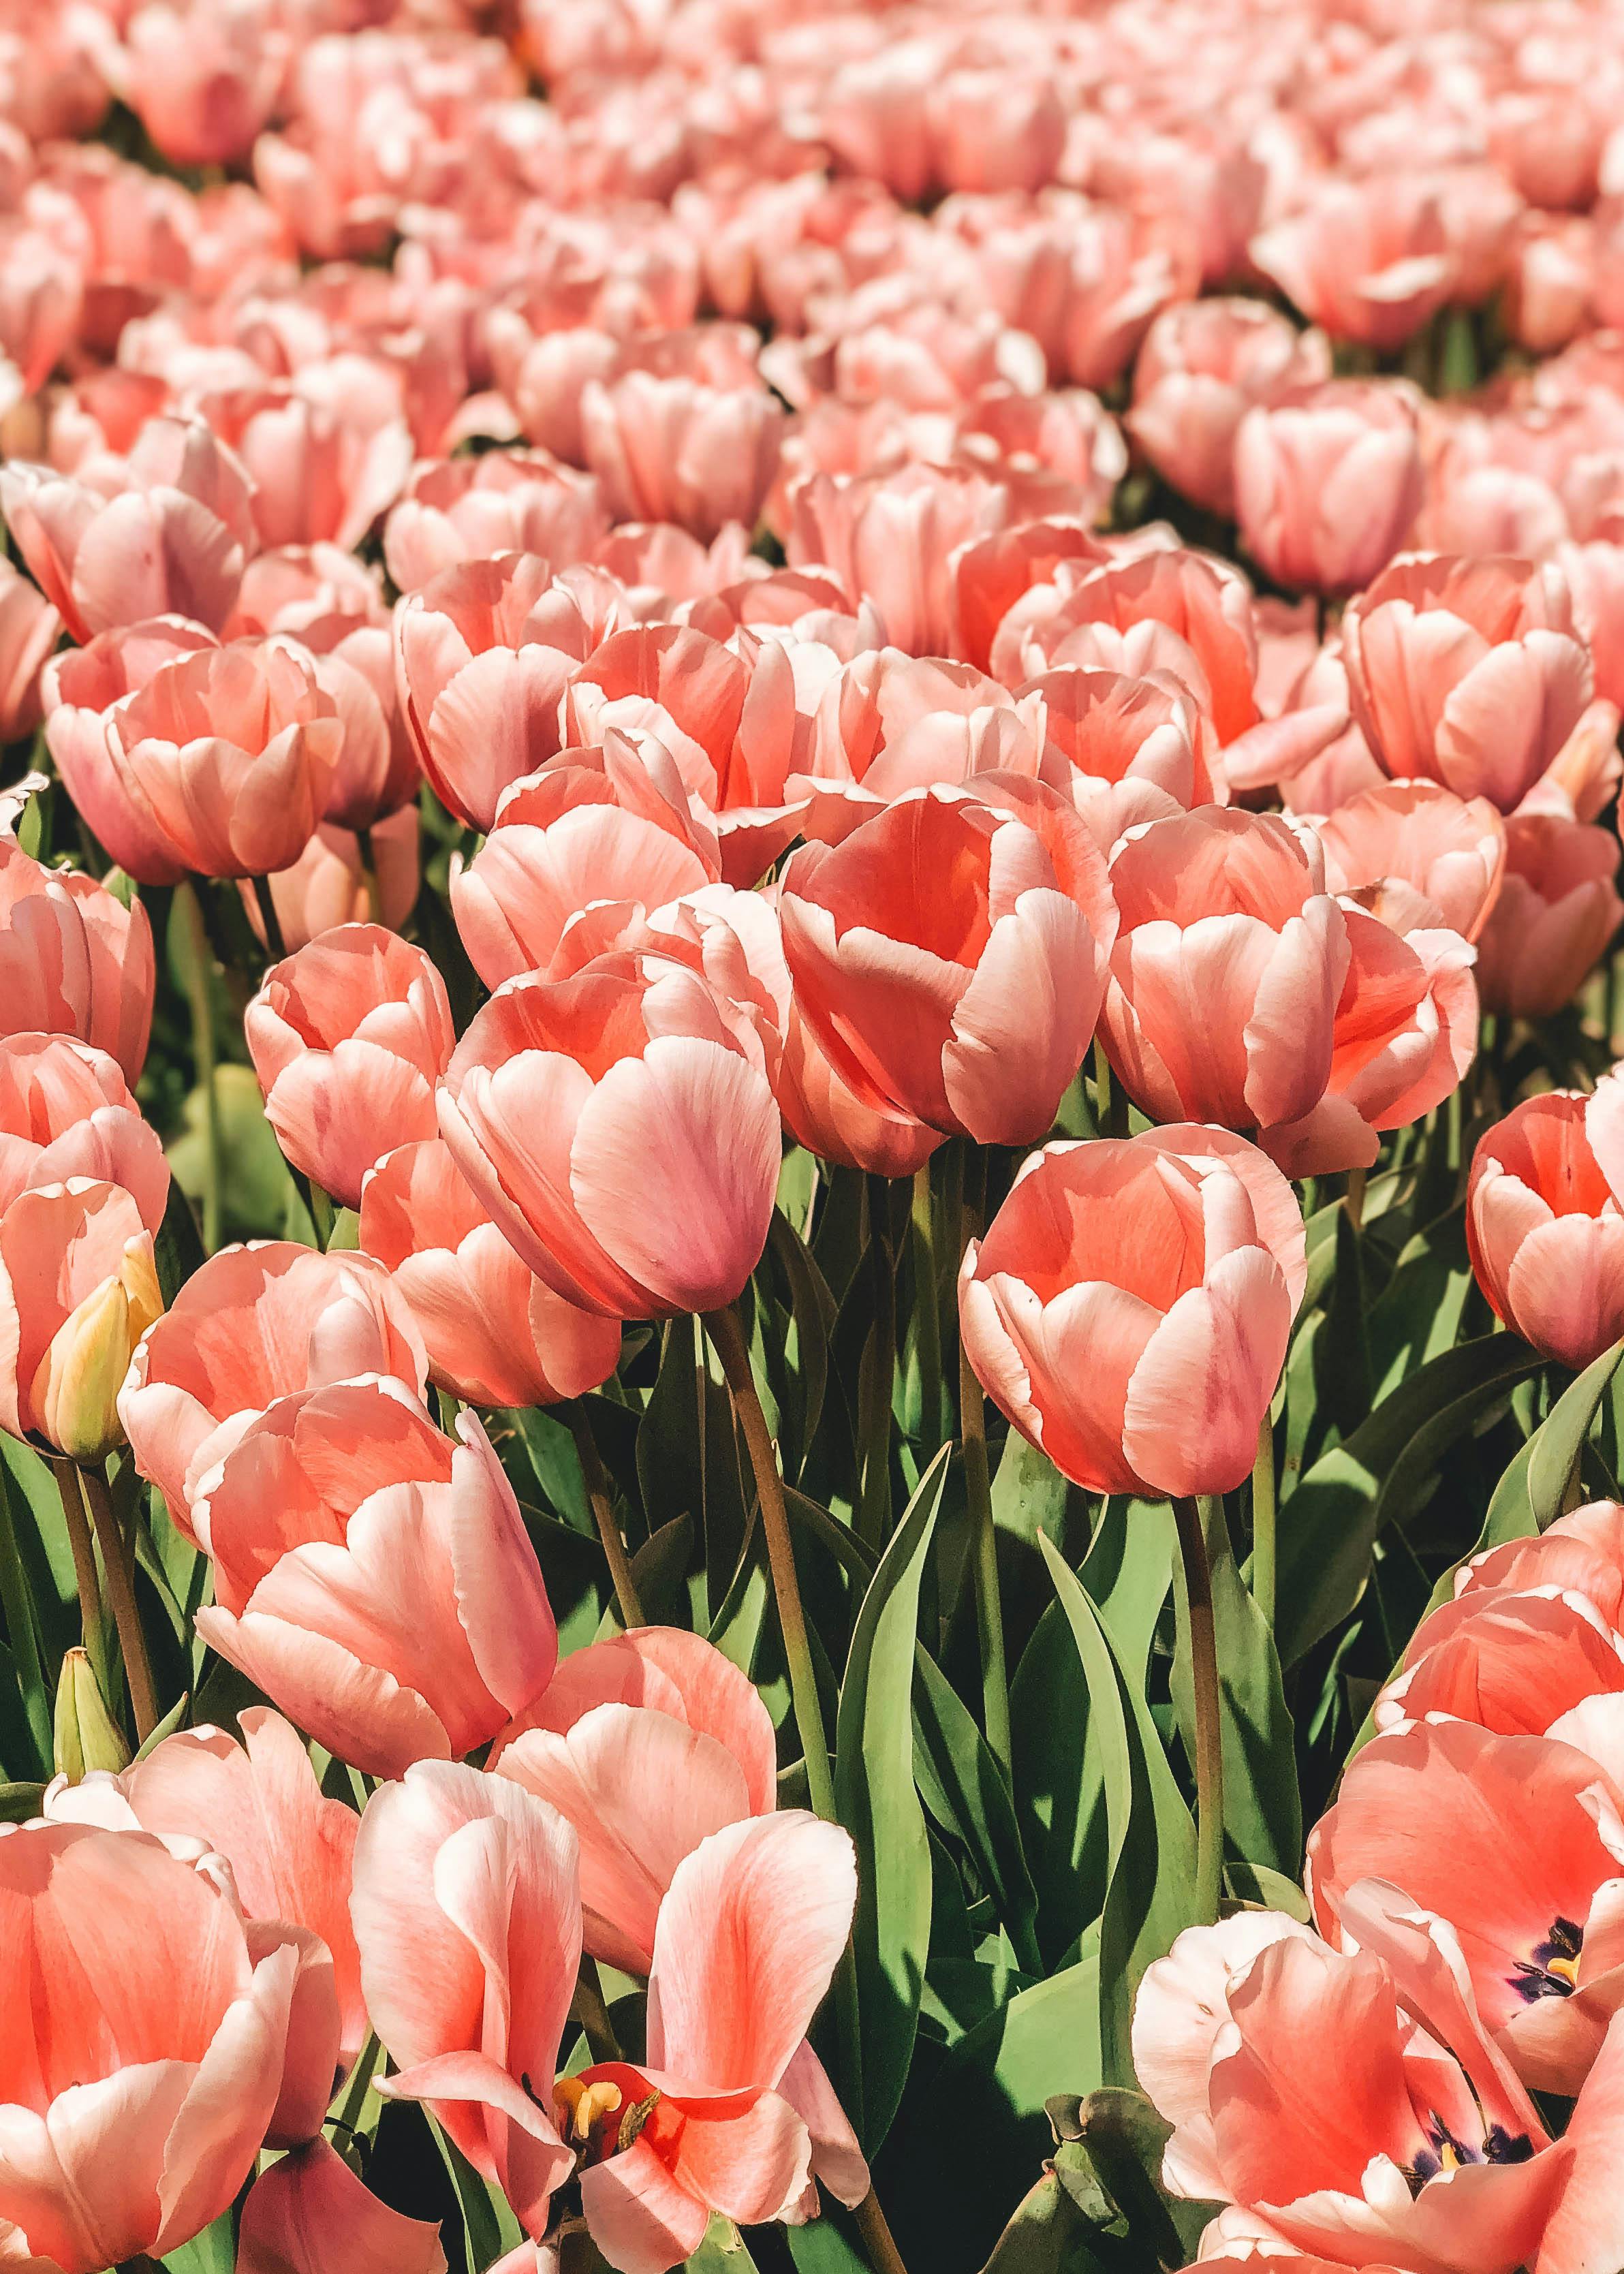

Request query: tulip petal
[
  {"left": 237, "top": 2138, "right": 448, "bottom": 2274},
  {"left": 1121, "top": 1247, "right": 1291, "bottom": 1498}
]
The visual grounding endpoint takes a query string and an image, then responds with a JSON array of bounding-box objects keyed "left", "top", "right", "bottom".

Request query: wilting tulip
[
  {"left": 1098, "top": 808, "right": 1347, "bottom": 1139},
  {"left": 1341, "top": 555, "right": 1595, "bottom": 813},
  {"left": 360, "top": 1138, "right": 622, "bottom": 1409},
  {"left": 0, "top": 1179, "right": 161, "bottom": 1461},
  {"left": 1467, "top": 1084, "right": 1624, "bottom": 1370},
  {"left": 1309, "top": 1719, "right": 1624, "bottom": 2097},
  {"left": 245, "top": 926, "right": 454, "bottom": 1209},
  {"left": 248, "top": 809, "right": 421, "bottom": 956},
  {"left": 1233, "top": 380, "right": 1423, "bottom": 597},
  {"left": 0, "top": 837, "right": 154, "bottom": 1083},
  {"left": 1474, "top": 813, "right": 1624, "bottom": 1019},
  {"left": 192, "top": 1377, "right": 558, "bottom": 1778},
  {"left": 0, "top": 1816, "right": 297, "bottom": 2273},
  {"left": 1315, "top": 779, "right": 1506, "bottom": 942},
  {"left": 959, "top": 1126, "right": 1304, "bottom": 1499},
  {"left": 120, "top": 1239, "right": 428, "bottom": 1533},
  {"left": 452, "top": 734, "right": 722, "bottom": 991},
  {"left": 394, "top": 554, "right": 592, "bottom": 832},
  {"left": 0, "top": 557, "right": 61, "bottom": 743},
  {"left": 1262, "top": 907, "right": 1478, "bottom": 1177},
  {"left": 0, "top": 1031, "right": 168, "bottom": 1230},
  {"left": 439, "top": 947, "right": 781, "bottom": 1320},
  {"left": 1127, "top": 298, "right": 1330, "bottom": 517},
  {"left": 779, "top": 779, "right": 1117, "bottom": 1147},
  {"left": 491, "top": 1625, "right": 778, "bottom": 1973}
]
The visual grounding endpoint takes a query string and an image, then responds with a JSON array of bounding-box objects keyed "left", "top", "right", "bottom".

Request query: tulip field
[{"left": 13, "top": 1, "right": 1624, "bottom": 2272}]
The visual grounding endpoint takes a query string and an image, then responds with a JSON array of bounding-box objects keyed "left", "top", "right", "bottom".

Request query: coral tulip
[
  {"left": 0, "top": 1031, "right": 168, "bottom": 1230},
  {"left": 1233, "top": 380, "right": 1424, "bottom": 597},
  {"left": 1128, "top": 297, "right": 1330, "bottom": 518},
  {"left": 1474, "top": 813, "right": 1623, "bottom": 1019},
  {"left": 248, "top": 809, "right": 421, "bottom": 956},
  {"left": 0, "top": 1178, "right": 161, "bottom": 1461},
  {"left": 0, "top": 837, "right": 154, "bottom": 1083},
  {"left": 0, "top": 557, "right": 60, "bottom": 743},
  {"left": 1315, "top": 779, "right": 1506, "bottom": 943},
  {"left": 1467, "top": 1084, "right": 1624, "bottom": 1370}
]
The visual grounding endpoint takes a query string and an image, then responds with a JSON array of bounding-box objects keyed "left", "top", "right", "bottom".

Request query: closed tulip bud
[
  {"left": 0, "top": 1180, "right": 162, "bottom": 1462},
  {"left": 53, "top": 1646, "right": 130, "bottom": 1781}
]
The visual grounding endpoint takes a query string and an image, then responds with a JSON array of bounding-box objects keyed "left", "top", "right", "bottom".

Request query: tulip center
[
  {"left": 1510, "top": 1914, "right": 1583, "bottom": 2003},
  {"left": 555, "top": 2061, "right": 670, "bottom": 2168},
  {"left": 1405, "top": 2113, "right": 1535, "bottom": 2194}
]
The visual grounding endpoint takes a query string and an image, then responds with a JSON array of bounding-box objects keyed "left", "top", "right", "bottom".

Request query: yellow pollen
[
  {"left": 1438, "top": 2140, "right": 1463, "bottom": 2171},
  {"left": 1548, "top": 1953, "right": 1581, "bottom": 1989},
  {"left": 554, "top": 2075, "right": 623, "bottom": 2142}
]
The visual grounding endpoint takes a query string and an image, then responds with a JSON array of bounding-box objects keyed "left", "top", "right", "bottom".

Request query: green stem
[
  {"left": 1094, "top": 1034, "right": 1127, "bottom": 1138},
  {"left": 854, "top": 2182, "right": 911, "bottom": 2274},
  {"left": 177, "top": 882, "right": 221, "bottom": 1253},
  {"left": 857, "top": 1174, "right": 898, "bottom": 1550},
  {"left": 1345, "top": 1164, "right": 1367, "bottom": 1233},
  {"left": 77, "top": 1463, "right": 157, "bottom": 1745},
  {"left": 252, "top": 872, "right": 287, "bottom": 963},
  {"left": 331, "top": 2031, "right": 382, "bottom": 2136},
  {"left": 565, "top": 1403, "right": 645, "bottom": 1630},
  {"left": 1173, "top": 1496, "right": 1225, "bottom": 1927},
  {"left": 705, "top": 1303, "right": 835, "bottom": 1821},
  {"left": 1251, "top": 1412, "right": 1277, "bottom": 1629},
  {"left": 570, "top": 1964, "right": 621, "bottom": 2066},
  {"left": 910, "top": 1159, "right": 943, "bottom": 1450},
  {"left": 50, "top": 1459, "right": 105, "bottom": 1674},
  {"left": 956, "top": 1145, "right": 1010, "bottom": 1767}
]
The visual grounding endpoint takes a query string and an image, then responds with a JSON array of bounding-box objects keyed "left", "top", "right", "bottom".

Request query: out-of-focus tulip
[
  {"left": 452, "top": 734, "right": 722, "bottom": 991},
  {"left": 779, "top": 779, "right": 1117, "bottom": 1147},
  {"left": 581, "top": 366, "right": 783, "bottom": 542},
  {"left": 383, "top": 452, "right": 609, "bottom": 597},
  {"left": 0, "top": 557, "right": 60, "bottom": 745},
  {"left": 203, "top": 377, "right": 411, "bottom": 559},
  {"left": 1341, "top": 555, "right": 1595, "bottom": 813},
  {"left": 108, "top": 638, "right": 342, "bottom": 883},
  {"left": 1129, "top": 299, "right": 1331, "bottom": 518},
  {"left": 1475, "top": 813, "right": 1623, "bottom": 1019},
  {"left": 119, "top": 0, "right": 286, "bottom": 170},
  {"left": 0, "top": 1178, "right": 161, "bottom": 1462},
  {"left": 1250, "top": 175, "right": 1453, "bottom": 351},
  {"left": 1233, "top": 381, "right": 1423, "bottom": 597},
  {"left": 120, "top": 1239, "right": 428, "bottom": 1533},
  {"left": 439, "top": 946, "right": 781, "bottom": 1320},
  {"left": 0, "top": 1816, "right": 296, "bottom": 2272},
  {"left": 0, "top": 1031, "right": 168, "bottom": 1231},
  {"left": 394, "top": 555, "right": 593, "bottom": 832},
  {"left": 1467, "top": 1083, "right": 1624, "bottom": 1370},
  {"left": 192, "top": 1377, "right": 558, "bottom": 1778},
  {"left": 960, "top": 1125, "right": 1304, "bottom": 1499},
  {"left": 1098, "top": 808, "right": 1347, "bottom": 1139},
  {"left": 245, "top": 926, "right": 454, "bottom": 1210},
  {"left": 1315, "top": 779, "right": 1506, "bottom": 942},
  {"left": 491, "top": 1625, "right": 777, "bottom": 1974},
  {"left": 0, "top": 837, "right": 154, "bottom": 1083},
  {"left": 1557, "top": 540, "right": 1624, "bottom": 712},
  {"left": 247, "top": 809, "right": 421, "bottom": 956},
  {"left": 360, "top": 1138, "right": 622, "bottom": 1409}
]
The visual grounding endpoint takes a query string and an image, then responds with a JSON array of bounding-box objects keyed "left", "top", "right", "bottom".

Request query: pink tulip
[
  {"left": 293, "top": 614, "right": 420, "bottom": 834},
  {"left": 1025, "top": 665, "right": 1222, "bottom": 854},
  {"left": 0, "top": 837, "right": 155, "bottom": 1083},
  {"left": 785, "top": 464, "right": 1014, "bottom": 659},
  {"left": 351, "top": 1761, "right": 580, "bottom": 2237},
  {"left": 0, "top": 1178, "right": 162, "bottom": 1462},
  {"left": 779, "top": 779, "right": 1117, "bottom": 1147},
  {"left": 1097, "top": 808, "right": 1347, "bottom": 1138},
  {"left": 1128, "top": 298, "right": 1330, "bottom": 517},
  {"left": 247, "top": 809, "right": 421, "bottom": 956},
  {"left": 120, "top": 1239, "right": 428, "bottom": 1533},
  {"left": 231, "top": 546, "right": 389, "bottom": 640},
  {"left": 384, "top": 452, "right": 609, "bottom": 597},
  {"left": 1250, "top": 174, "right": 1454, "bottom": 351},
  {"left": 581, "top": 367, "right": 783, "bottom": 543},
  {"left": 452, "top": 734, "right": 722, "bottom": 991},
  {"left": 1467, "top": 1084, "right": 1624, "bottom": 1370},
  {"left": 245, "top": 925, "right": 454, "bottom": 1210},
  {"left": 490, "top": 1625, "right": 777, "bottom": 1973},
  {"left": 0, "top": 1031, "right": 168, "bottom": 1231},
  {"left": 438, "top": 947, "right": 781, "bottom": 1320},
  {"left": 1233, "top": 380, "right": 1424, "bottom": 597},
  {"left": 1315, "top": 780, "right": 1507, "bottom": 942},
  {"left": 0, "top": 557, "right": 60, "bottom": 744},
  {"left": 238, "top": 2137, "right": 447, "bottom": 2274},
  {"left": 120, "top": 0, "right": 286, "bottom": 169},
  {"left": 42, "top": 619, "right": 220, "bottom": 886},
  {"left": 1341, "top": 555, "right": 1596, "bottom": 813},
  {"left": 204, "top": 375, "right": 411, "bottom": 558},
  {"left": 960, "top": 1125, "right": 1304, "bottom": 1499},
  {"left": 1557, "top": 540, "right": 1624, "bottom": 712},
  {"left": 192, "top": 1377, "right": 558, "bottom": 1778},
  {"left": 360, "top": 1138, "right": 622, "bottom": 1409},
  {"left": 1475, "top": 813, "right": 1623, "bottom": 1019},
  {"left": 0, "top": 1816, "right": 296, "bottom": 2272},
  {"left": 394, "top": 554, "right": 593, "bottom": 832},
  {"left": 776, "top": 978, "right": 945, "bottom": 1179}
]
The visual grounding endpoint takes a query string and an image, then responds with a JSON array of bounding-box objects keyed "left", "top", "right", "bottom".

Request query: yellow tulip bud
[{"left": 29, "top": 1236, "right": 163, "bottom": 1463}]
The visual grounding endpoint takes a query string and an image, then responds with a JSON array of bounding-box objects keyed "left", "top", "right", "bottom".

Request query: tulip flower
[
  {"left": 1097, "top": 807, "right": 1347, "bottom": 1140},
  {"left": 779, "top": 779, "right": 1117, "bottom": 1147},
  {"left": 490, "top": 1625, "right": 778, "bottom": 1972},
  {"left": 191, "top": 1377, "right": 559, "bottom": 1777},
  {"left": 960, "top": 1125, "right": 1303, "bottom": 1499},
  {"left": 0, "top": 1179, "right": 161, "bottom": 1462},
  {"left": 292, "top": 613, "right": 420, "bottom": 833},
  {"left": 0, "top": 556, "right": 60, "bottom": 743},
  {"left": 1249, "top": 174, "right": 1453, "bottom": 350},
  {"left": 0, "top": 837, "right": 155, "bottom": 1083},
  {"left": 359, "top": 1138, "right": 622, "bottom": 1409},
  {"left": 580, "top": 362, "right": 784, "bottom": 541},
  {"left": 438, "top": 946, "right": 781, "bottom": 1320},
  {"left": 238, "top": 2138, "right": 448, "bottom": 2274},
  {"left": 1021, "top": 665, "right": 1222, "bottom": 854},
  {"left": 119, "top": 0, "right": 286, "bottom": 168},
  {"left": 1233, "top": 379, "right": 1424, "bottom": 597},
  {"left": 247, "top": 809, "right": 421, "bottom": 956},
  {"left": 1341, "top": 555, "right": 1595, "bottom": 813},
  {"left": 42, "top": 618, "right": 220, "bottom": 886},
  {"left": 120, "top": 1239, "right": 428, "bottom": 1533},
  {"left": 1467, "top": 1084, "right": 1624, "bottom": 1371},
  {"left": 245, "top": 926, "right": 454, "bottom": 1209},
  {"left": 1314, "top": 779, "right": 1506, "bottom": 942},
  {"left": 383, "top": 450, "right": 608, "bottom": 597},
  {"left": 1128, "top": 297, "right": 1330, "bottom": 517},
  {"left": 1309, "top": 1719, "right": 1624, "bottom": 2096},
  {"left": 1474, "top": 813, "right": 1623, "bottom": 1019},
  {"left": 0, "top": 1816, "right": 297, "bottom": 2273},
  {"left": 0, "top": 1031, "right": 168, "bottom": 1230}
]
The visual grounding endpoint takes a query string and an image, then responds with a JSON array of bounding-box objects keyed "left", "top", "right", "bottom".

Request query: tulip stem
[
  {"left": 911, "top": 1160, "right": 943, "bottom": 1448},
  {"left": 1172, "top": 1496, "right": 1225, "bottom": 1925},
  {"left": 177, "top": 882, "right": 221, "bottom": 1253},
  {"left": 854, "top": 2183, "right": 911, "bottom": 2274},
  {"left": 1345, "top": 1164, "right": 1366, "bottom": 1232},
  {"left": 1251, "top": 1412, "right": 1277, "bottom": 1627},
  {"left": 955, "top": 1145, "right": 1011, "bottom": 1769},
  {"left": 565, "top": 1404, "right": 645, "bottom": 1630},
  {"left": 76, "top": 1462, "right": 158, "bottom": 1746},
  {"left": 1094, "top": 1035, "right": 1126, "bottom": 1139},
  {"left": 570, "top": 1965, "right": 621, "bottom": 2066},
  {"left": 858, "top": 1174, "right": 897, "bottom": 1549},
  {"left": 705, "top": 1303, "right": 836, "bottom": 1822},
  {"left": 251, "top": 873, "right": 287, "bottom": 963},
  {"left": 50, "top": 1458, "right": 105, "bottom": 1683}
]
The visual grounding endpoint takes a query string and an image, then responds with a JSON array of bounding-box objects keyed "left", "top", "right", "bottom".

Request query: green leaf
[
  {"left": 434, "top": 2118, "right": 524, "bottom": 2267},
  {"left": 1066, "top": 2087, "right": 1207, "bottom": 2261},
  {"left": 975, "top": 2152, "right": 1119, "bottom": 2274},
  {"left": 685, "top": 2217, "right": 762, "bottom": 2269},
  {"left": 1527, "top": 1342, "right": 1624, "bottom": 1529},
  {"left": 168, "top": 1063, "right": 295, "bottom": 1243},
  {"left": 1224, "top": 1860, "right": 1313, "bottom": 1921},
  {"left": 834, "top": 1445, "right": 950, "bottom": 2150},
  {"left": 161, "top": 2210, "right": 235, "bottom": 2273},
  {"left": 1037, "top": 1534, "right": 1196, "bottom": 2085},
  {"left": 913, "top": 1646, "right": 1042, "bottom": 1974}
]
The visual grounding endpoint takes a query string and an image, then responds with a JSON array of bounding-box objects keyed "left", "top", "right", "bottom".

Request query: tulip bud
[
  {"left": 29, "top": 1234, "right": 163, "bottom": 1462},
  {"left": 53, "top": 1646, "right": 131, "bottom": 1780}
]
